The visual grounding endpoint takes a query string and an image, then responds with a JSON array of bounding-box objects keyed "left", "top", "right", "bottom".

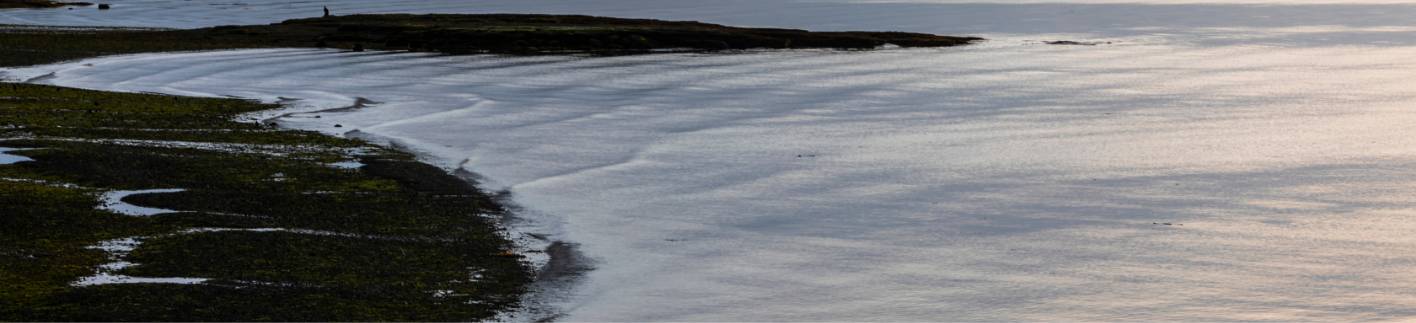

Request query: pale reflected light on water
[{"left": 11, "top": 0, "right": 1416, "bottom": 320}]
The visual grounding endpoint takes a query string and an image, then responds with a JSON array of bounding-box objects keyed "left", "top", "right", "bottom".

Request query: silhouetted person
[{"left": 323, "top": 6, "right": 331, "bottom": 18}]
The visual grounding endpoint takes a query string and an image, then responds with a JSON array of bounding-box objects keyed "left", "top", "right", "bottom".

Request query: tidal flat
[{"left": 0, "top": 83, "right": 531, "bottom": 321}]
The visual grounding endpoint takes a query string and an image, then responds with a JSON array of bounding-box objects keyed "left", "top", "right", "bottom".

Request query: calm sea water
[{"left": 11, "top": 1, "right": 1416, "bottom": 320}]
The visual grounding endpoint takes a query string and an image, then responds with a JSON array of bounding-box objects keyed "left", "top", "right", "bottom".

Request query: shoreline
[
  {"left": 0, "top": 13, "right": 981, "bottom": 321},
  {"left": 17, "top": 77, "right": 593, "bottom": 319},
  {"left": 342, "top": 117, "right": 593, "bottom": 321}
]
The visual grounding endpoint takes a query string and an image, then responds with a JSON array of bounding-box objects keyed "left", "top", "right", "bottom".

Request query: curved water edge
[
  {"left": 16, "top": 0, "right": 1416, "bottom": 319},
  {"left": 98, "top": 189, "right": 187, "bottom": 217},
  {"left": 0, "top": 147, "right": 34, "bottom": 165},
  {"left": 0, "top": 65, "right": 583, "bottom": 318},
  {"left": 22, "top": 41, "right": 1416, "bottom": 320},
  {"left": 41, "top": 102, "right": 587, "bottom": 319},
  {"left": 345, "top": 126, "right": 590, "bottom": 322}
]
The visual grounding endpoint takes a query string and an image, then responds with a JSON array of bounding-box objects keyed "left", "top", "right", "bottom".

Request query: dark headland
[
  {"left": 1, "top": 13, "right": 983, "bottom": 66},
  {"left": 0, "top": 0, "right": 92, "bottom": 9},
  {"left": 237, "top": 14, "right": 982, "bottom": 53}
]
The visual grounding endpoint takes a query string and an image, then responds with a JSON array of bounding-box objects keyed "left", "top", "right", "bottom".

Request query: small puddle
[
  {"left": 73, "top": 227, "right": 382, "bottom": 287},
  {"left": 0, "top": 147, "right": 34, "bottom": 165},
  {"left": 98, "top": 189, "right": 187, "bottom": 216},
  {"left": 73, "top": 236, "right": 209, "bottom": 287},
  {"left": 74, "top": 274, "right": 209, "bottom": 286},
  {"left": 328, "top": 160, "right": 365, "bottom": 169}
]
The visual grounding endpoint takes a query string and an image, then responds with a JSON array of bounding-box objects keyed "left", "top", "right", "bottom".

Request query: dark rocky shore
[
  {"left": 1, "top": 13, "right": 982, "bottom": 66},
  {"left": 0, "top": 0, "right": 93, "bottom": 9}
]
